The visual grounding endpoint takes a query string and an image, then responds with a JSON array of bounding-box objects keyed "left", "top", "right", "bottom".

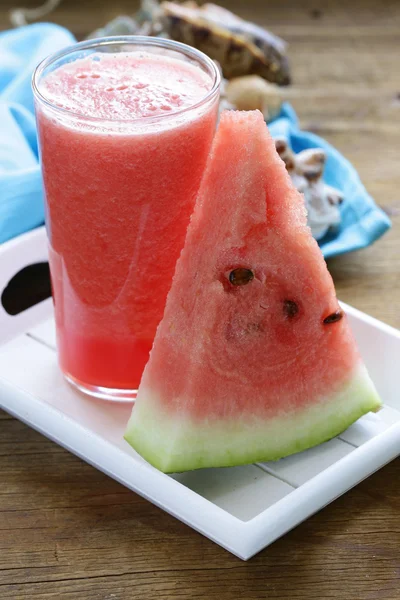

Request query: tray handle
[{"left": 0, "top": 227, "right": 53, "bottom": 345}]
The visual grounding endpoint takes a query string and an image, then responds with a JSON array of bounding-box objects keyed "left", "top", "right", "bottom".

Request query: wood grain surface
[{"left": 1, "top": 1, "right": 399, "bottom": 598}]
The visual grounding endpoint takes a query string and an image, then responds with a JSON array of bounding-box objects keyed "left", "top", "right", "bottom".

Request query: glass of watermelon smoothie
[{"left": 32, "top": 36, "right": 220, "bottom": 401}]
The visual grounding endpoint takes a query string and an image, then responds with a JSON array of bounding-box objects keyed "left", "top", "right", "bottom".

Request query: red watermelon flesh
[{"left": 124, "top": 110, "right": 381, "bottom": 473}]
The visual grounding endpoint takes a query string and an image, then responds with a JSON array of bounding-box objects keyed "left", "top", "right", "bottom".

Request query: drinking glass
[{"left": 33, "top": 36, "right": 220, "bottom": 401}]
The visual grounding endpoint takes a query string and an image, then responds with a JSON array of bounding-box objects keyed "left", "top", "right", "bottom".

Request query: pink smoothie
[{"left": 36, "top": 51, "right": 218, "bottom": 391}]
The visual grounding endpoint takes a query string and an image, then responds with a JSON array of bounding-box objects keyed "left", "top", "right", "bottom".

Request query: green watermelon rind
[{"left": 124, "top": 364, "right": 382, "bottom": 473}]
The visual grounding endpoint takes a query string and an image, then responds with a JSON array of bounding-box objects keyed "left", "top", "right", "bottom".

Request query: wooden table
[{"left": 1, "top": 1, "right": 399, "bottom": 598}]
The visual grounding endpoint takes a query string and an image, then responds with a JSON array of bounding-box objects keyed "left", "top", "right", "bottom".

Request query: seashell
[
  {"left": 224, "top": 75, "right": 283, "bottom": 121},
  {"left": 159, "top": 1, "right": 291, "bottom": 84},
  {"left": 274, "top": 139, "right": 343, "bottom": 240}
]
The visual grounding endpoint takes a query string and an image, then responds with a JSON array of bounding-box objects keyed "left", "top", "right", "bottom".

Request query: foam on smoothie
[{"left": 40, "top": 52, "right": 212, "bottom": 121}]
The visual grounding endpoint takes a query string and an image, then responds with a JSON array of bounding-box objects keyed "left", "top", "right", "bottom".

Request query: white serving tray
[{"left": 0, "top": 227, "right": 399, "bottom": 560}]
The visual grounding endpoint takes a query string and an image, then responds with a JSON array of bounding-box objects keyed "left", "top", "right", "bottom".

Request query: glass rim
[{"left": 32, "top": 35, "right": 221, "bottom": 125}]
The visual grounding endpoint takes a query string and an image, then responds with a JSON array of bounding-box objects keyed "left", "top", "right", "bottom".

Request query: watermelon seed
[
  {"left": 283, "top": 300, "right": 299, "bottom": 318},
  {"left": 323, "top": 310, "right": 343, "bottom": 324},
  {"left": 229, "top": 268, "right": 254, "bottom": 286}
]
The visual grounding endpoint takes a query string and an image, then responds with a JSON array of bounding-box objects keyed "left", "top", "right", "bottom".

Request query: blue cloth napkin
[
  {"left": 0, "top": 23, "right": 75, "bottom": 244},
  {"left": 0, "top": 25, "right": 391, "bottom": 258},
  {"left": 269, "top": 104, "right": 391, "bottom": 258}
]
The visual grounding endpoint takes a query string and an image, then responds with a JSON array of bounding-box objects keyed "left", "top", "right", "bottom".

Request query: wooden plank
[
  {"left": 0, "top": 0, "right": 399, "bottom": 597},
  {"left": 0, "top": 436, "right": 398, "bottom": 598},
  {"left": 28, "top": 317, "right": 56, "bottom": 350},
  {"left": 260, "top": 438, "right": 354, "bottom": 486},
  {"left": 339, "top": 406, "right": 400, "bottom": 446},
  {"left": 172, "top": 466, "right": 293, "bottom": 521}
]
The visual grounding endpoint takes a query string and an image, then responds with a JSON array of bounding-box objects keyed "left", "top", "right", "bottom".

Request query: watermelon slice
[{"left": 124, "top": 110, "right": 381, "bottom": 473}]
